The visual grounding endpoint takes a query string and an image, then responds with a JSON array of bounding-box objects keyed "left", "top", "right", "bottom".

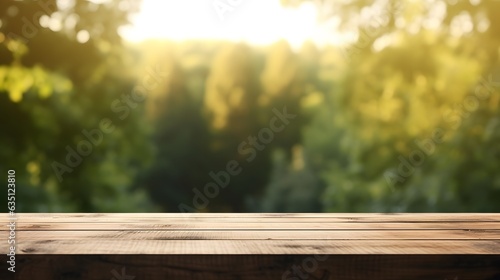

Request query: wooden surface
[
  {"left": 1, "top": 213, "right": 500, "bottom": 254},
  {"left": 3, "top": 255, "right": 500, "bottom": 280},
  {"left": 1, "top": 213, "right": 500, "bottom": 279}
]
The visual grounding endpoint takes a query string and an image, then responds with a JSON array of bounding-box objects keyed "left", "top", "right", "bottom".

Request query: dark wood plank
[{"left": 1, "top": 255, "right": 499, "bottom": 280}]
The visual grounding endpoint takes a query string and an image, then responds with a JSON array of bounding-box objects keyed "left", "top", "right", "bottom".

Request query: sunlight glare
[{"left": 120, "top": 0, "right": 342, "bottom": 48}]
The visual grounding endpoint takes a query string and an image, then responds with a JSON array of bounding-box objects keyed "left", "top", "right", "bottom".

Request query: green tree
[
  {"left": 203, "top": 43, "right": 271, "bottom": 211},
  {"left": 1, "top": 0, "right": 157, "bottom": 212},
  {"left": 286, "top": 0, "right": 500, "bottom": 212},
  {"left": 137, "top": 46, "right": 210, "bottom": 212}
]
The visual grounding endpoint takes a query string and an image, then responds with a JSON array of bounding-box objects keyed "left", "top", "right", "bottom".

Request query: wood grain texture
[
  {"left": 1, "top": 213, "right": 500, "bottom": 254},
  {"left": 0, "top": 255, "right": 499, "bottom": 280},
  {"left": 12, "top": 239, "right": 500, "bottom": 254},
  {"left": 9, "top": 222, "right": 500, "bottom": 230},
  {"left": 2, "top": 213, "right": 499, "bottom": 279},
  {"left": 14, "top": 229, "right": 500, "bottom": 240},
  {"left": 1, "top": 255, "right": 499, "bottom": 280},
  {"left": 4, "top": 213, "right": 500, "bottom": 223}
]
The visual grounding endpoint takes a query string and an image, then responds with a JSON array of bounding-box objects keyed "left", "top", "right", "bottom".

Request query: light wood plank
[
  {"left": 6, "top": 214, "right": 500, "bottom": 223},
  {"left": 8, "top": 239, "right": 500, "bottom": 254},
  {"left": 15, "top": 229, "right": 500, "bottom": 240},
  {"left": 6, "top": 213, "right": 497, "bottom": 217},
  {"left": 4, "top": 214, "right": 499, "bottom": 255},
  {"left": 9, "top": 222, "right": 500, "bottom": 231}
]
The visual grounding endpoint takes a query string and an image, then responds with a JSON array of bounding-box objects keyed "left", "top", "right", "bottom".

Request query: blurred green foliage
[{"left": 1, "top": 0, "right": 499, "bottom": 212}]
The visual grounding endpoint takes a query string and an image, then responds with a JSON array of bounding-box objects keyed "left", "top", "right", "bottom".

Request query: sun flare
[{"left": 120, "top": 0, "right": 341, "bottom": 48}]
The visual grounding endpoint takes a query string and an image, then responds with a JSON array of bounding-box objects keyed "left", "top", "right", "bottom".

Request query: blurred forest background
[{"left": 1, "top": 0, "right": 500, "bottom": 213}]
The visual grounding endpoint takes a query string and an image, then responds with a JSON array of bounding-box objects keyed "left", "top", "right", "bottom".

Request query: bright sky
[{"left": 119, "top": 0, "right": 345, "bottom": 48}]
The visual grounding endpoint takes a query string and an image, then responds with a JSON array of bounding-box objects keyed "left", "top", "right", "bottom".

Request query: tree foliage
[
  {"left": 1, "top": 0, "right": 155, "bottom": 212},
  {"left": 2, "top": 0, "right": 499, "bottom": 212}
]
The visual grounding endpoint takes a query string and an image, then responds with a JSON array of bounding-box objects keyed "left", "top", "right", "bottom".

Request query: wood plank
[
  {"left": 8, "top": 239, "right": 500, "bottom": 254},
  {"left": 3, "top": 213, "right": 500, "bottom": 278},
  {"left": 6, "top": 215, "right": 500, "bottom": 223},
  {"left": 4, "top": 214, "right": 500, "bottom": 255},
  {"left": 14, "top": 229, "right": 500, "bottom": 240},
  {"left": 5, "top": 213, "right": 498, "bottom": 217},
  {"left": 10, "top": 222, "right": 500, "bottom": 231},
  {"left": 2, "top": 255, "right": 500, "bottom": 280}
]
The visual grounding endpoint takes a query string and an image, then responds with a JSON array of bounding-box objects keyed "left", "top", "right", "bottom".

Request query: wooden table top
[{"left": 2, "top": 213, "right": 500, "bottom": 255}]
